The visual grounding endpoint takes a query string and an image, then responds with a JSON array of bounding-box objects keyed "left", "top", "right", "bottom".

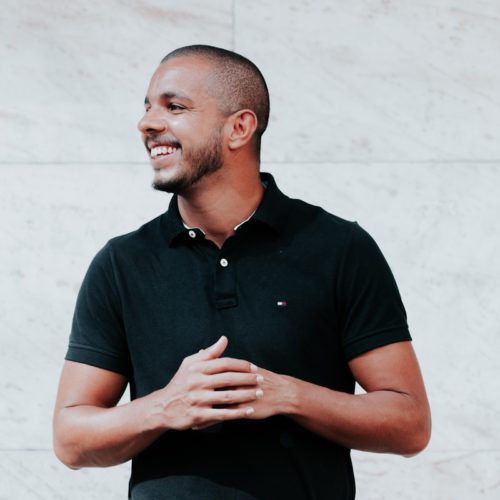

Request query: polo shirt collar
[
  {"left": 162, "top": 172, "right": 291, "bottom": 246},
  {"left": 252, "top": 172, "right": 291, "bottom": 232}
]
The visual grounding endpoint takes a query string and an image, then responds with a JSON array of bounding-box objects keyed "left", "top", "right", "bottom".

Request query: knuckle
[
  {"left": 243, "top": 375, "right": 256, "bottom": 386},
  {"left": 191, "top": 414, "right": 203, "bottom": 425},
  {"left": 218, "top": 358, "right": 230, "bottom": 370},
  {"left": 186, "top": 392, "right": 199, "bottom": 406},
  {"left": 187, "top": 373, "right": 202, "bottom": 389},
  {"left": 215, "top": 412, "right": 226, "bottom": 421},
  {"left": 187, "top": 363, "right": 198, "bottom": 373},
  {"left": 184, "top": 378, "right": 195, "bottom": 391}
]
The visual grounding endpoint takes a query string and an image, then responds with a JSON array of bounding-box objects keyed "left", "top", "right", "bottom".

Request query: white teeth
[{"left": 150, "top": 145, "right": 178, "bottom": 158}]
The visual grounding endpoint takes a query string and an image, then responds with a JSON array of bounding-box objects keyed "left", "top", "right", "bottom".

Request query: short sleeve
[
  {"left": 337, "top": 223, "right": 411, "bottom": 361},
  {"left": 65, "top": 243, "right": 132, "bottom": 376}
]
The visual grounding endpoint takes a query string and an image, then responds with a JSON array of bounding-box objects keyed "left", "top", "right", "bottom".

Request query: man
[{"left": 53, "top": 45, "right": 431, "bottom": 499}]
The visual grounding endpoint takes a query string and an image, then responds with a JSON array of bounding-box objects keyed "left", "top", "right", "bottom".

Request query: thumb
[{"left": 198, "top": 336, "right": 228, "bottom": 360}]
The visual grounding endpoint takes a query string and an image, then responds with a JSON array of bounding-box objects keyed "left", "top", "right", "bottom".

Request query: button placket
[{"left": 214, "top": 251, "right": 237, "bottom": 309}]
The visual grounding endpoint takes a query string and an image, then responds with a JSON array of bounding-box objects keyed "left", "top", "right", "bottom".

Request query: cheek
[{"left": 169, "top": 115, "right": 195, "bottom": 135}]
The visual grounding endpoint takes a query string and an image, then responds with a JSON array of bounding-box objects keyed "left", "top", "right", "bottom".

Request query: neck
[{"left": 177, "top": 164, "right": 264, "bottom": 248}]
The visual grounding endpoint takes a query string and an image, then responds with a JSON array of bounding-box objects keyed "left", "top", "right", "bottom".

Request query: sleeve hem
[
  {"left": 65, "top": 345, "right": 131, "bottom": 377},
  {"left": 343, "top": 327, "right": 412, "bottom": 362}
]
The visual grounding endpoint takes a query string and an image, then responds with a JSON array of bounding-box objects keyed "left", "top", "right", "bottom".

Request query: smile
[{"left": 150, "top": 145, "right": 179, "bottom": 158}]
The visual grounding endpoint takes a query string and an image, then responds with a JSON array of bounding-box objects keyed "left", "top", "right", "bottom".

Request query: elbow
[
  {"left": 53, "top": 418, "right": 84, "bottom": 470},
  {"left": 402, "top": 410, "right": 432, "bottom": 457},
  {"left": 402, "top": 431, "right": 431, "bottom": 457},
  {"left": 53, "top": 439, "right": 83, "bottom": 470}
]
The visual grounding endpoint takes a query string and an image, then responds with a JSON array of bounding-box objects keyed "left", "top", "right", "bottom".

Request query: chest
[{"left": 119, "top": 238, "right": 347, "bottom": 397}]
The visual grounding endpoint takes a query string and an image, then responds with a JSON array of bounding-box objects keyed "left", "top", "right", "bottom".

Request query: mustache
[{"left": 145, "top": 135, "right": 181, "bottom": 149}]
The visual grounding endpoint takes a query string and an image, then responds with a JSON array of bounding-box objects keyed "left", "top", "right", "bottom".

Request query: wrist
[
  {"left": 140, "top": 389, "right": 172, "bottom": 433},
  {"left": 279, "top": 375, "right": 303, "bottom": 416}
]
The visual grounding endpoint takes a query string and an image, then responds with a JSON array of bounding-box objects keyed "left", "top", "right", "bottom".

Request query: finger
[
  {"left": 201, "top": 357, "right": 259, "bottom": 375},
  {"left": 193, "top": 406, "right": 255, "bottom": 427},
  {"left": 197, "top": 336, "right": 228, "bottom": 361},
  {"left": 192, "top": 422, "right": 217, "bottom": 430},
  {"left": 203, "top": 387, "right": 264, "bottom": 406},
  {"left": 204, "top": 372, "right": 264, "bottom": 389}
]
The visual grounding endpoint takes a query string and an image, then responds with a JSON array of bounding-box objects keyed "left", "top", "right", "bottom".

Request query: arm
[
  {"left": 239, "top": 341, "right": 431, "bottom": 456},
  {"left": 53, "top": 361, "right": 160, "bottom": 469},
  {"left": 53, "top": 337, "right": 263, "bottom": 469},
  {"left": 272, "top": 223, "right": 431, "bottom": 455}
]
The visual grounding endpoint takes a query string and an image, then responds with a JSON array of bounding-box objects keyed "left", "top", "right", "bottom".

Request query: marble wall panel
[
  {"left": 0, "top": 451, "right": 130, "bottom": 500},
  {"left": 0, "top": 162, "right": 168, "bottom": 449},
  {"left": 4, "top": 1, "right": 499, "bottom": 165},
  {"left": 268, "top": 162, "right": 500, "bottom": 453},
  {"left": 0, "top": 0, "right": 233, "bottom": 163},
  {"left": 235, "top": 0, "right": 500, "bottom": 162},
  {"left": 2, "top": 0, "right": 499, "bottom": 498},
  {"left": 352, "top": 450, "right": 500, "bottom": 499},
  {"left": 2, "top": 450, "right": 498, "bottom": 500},
  {"left": 1, "top": 161, "right": 499, "bottom": 498}
]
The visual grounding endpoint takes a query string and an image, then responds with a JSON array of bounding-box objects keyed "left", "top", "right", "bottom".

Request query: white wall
[{"left": 1, "top": 1, "right": 499, "bottom": 498}]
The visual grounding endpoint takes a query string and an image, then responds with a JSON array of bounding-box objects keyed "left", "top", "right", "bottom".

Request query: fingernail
[
  {"left": 246, "top": 407, "right": 255, "bottom": 415},
  {"left": 256, "top": 389, "right": 264, "bottom": 398},
  {"left": 256, "top": 375, "right": 264, "bottom": 383},
  {"left": 250, "top": 363, "right": 258, "bottom": 372}
]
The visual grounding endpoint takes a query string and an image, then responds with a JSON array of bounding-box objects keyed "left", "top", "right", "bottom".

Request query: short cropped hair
[{"left": 161, "top": 45, "right": 270, "bottom": 154}]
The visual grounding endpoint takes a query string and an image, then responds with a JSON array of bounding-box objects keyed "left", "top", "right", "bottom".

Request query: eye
[{"left": 168, "top": 103, "right": 184, "bottom": 112}]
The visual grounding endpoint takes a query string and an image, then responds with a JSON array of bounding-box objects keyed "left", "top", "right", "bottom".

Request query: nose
[{"left": 137, "top": 107, "right": 167, "bottom": 135}]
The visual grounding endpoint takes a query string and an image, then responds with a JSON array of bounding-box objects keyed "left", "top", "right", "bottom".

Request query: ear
[{"left": 225, "top": 109, "right": 258, "bottom": 151}]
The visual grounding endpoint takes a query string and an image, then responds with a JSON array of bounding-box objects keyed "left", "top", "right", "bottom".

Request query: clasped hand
[{"left": 151, "top": 336, "right": 294, "bottom": 431}]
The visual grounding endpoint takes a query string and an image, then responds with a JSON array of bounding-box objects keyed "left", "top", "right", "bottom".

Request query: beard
[{"left": 152, "top": 127, "right": 224, "bottom": 195}]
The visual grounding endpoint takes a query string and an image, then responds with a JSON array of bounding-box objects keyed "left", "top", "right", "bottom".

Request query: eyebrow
[{"left": 144, "top": 92, "right": 194, "bottom": 106}]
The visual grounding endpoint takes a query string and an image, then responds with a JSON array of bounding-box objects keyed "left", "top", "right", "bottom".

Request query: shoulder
[
  {"left": 87, "top": 213, "right": 167, "bottom": 276},
  {"left": 283, "top": 197, "right": 387, "bottom": 273},
  {"left": 287, "top": 196, "right": 361, "bottom": 244},
  {"left": 105, "top": 213, "right": 165, "bottom": 255}
]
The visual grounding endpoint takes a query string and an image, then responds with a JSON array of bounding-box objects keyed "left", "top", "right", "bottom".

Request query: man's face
[{"left": 138, "top": 56, "right": 226, "bottom": 194}]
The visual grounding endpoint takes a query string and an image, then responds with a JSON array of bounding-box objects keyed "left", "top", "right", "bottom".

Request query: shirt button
[
  {"left": 220, "top": 258, "right": 228, "bottom": 268},
  {"left": 188, "top": 230, "right": 196, "bottom": 239}
]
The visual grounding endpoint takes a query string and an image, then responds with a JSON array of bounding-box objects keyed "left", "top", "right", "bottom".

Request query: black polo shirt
[{"left": 66, "top": 172, "right": 411, "bottom": 500}]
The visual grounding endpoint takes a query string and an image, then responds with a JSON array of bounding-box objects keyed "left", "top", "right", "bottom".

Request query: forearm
[
  {"left": 54, "top": 340, "right": 263, "bottom": 469},
  {"left": 284, "top": 377, "right": 431, "bottom": 456},
  {"left": 53, "top": 392, "right": 165, "bottom": 469}
]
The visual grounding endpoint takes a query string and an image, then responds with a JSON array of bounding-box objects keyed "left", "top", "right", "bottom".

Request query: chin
[
  {"left": 153, "top": 164, "right": 180, "bottom": 181},
  {"left": 152, "top": 170, "right": 189, "bottom": 194}
]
